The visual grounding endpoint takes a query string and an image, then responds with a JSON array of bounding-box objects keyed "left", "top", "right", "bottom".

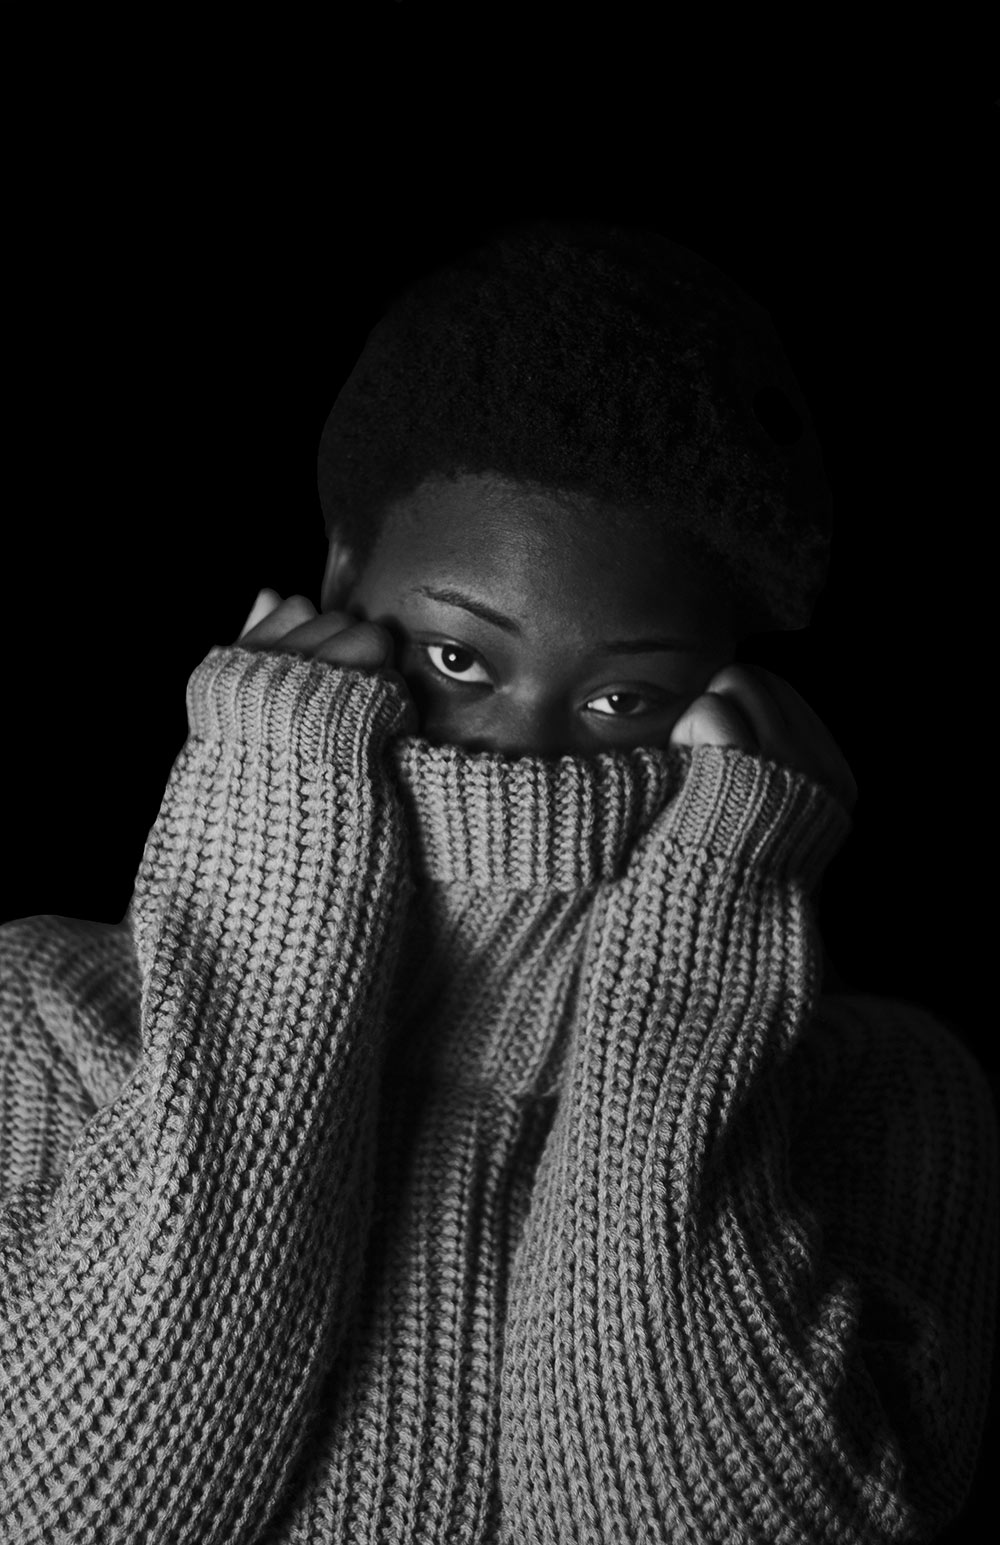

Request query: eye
[
  {"left": 423, "top": 643, "right": 492, "bottom": 685},
  {"left": 585, "top": 691, "right": 657, "bottom": 719}
]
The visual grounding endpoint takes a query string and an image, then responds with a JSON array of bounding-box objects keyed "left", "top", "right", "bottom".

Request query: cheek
[
  {"left": 632, "top": 685, "right": 714, "bottom": 751},
  {"left": 400, "top": 669, "right": 434, "bottom": 717},
  {"left": 398, "top": 668, "right": 463, "bottom": 741},
  {"left": 631, "top": 696, "right": 695, "bottom": 751}
]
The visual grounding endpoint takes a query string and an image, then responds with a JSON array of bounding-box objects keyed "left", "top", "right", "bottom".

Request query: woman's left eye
[
  {"left": 585, "top": 691, "right": 657, "bottom": 718},
  {"left": 423, "top": 643, "right": 492, "bottom": 684}
]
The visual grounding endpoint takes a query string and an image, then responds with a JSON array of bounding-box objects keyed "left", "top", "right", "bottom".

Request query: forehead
[
  {"left": 381, "top": 472, "right": 680, "bottom": 579},
  {"left": 369, "top": 471, "right": 733, "bottom": 638},
  {"left": 385, "top": 470, "right": 591, "bottom": 535}
]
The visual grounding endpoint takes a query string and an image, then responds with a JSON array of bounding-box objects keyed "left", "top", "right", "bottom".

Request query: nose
[{"left": 453, "top": 700, "right": 573, "bottom": 760}]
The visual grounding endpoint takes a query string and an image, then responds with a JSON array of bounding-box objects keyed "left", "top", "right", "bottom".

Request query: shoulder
[
  {"left": 1, "top": 911, "right": 137, "bottom": 995},
  {"left": 789, "top": 992, "right": 998, "bottom": 1183},
  {"left": 2, "top": 907, "right": 127, "bottom": 957},
  {"left": 806, "top": 992, "right": 993, "bottom": 1100}
]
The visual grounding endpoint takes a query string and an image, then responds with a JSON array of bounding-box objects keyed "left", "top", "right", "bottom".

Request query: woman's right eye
[{"left": 423, "top": 643, "right": 492, "bottom": 685}]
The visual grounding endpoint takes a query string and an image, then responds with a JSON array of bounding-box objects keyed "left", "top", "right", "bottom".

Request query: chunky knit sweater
[{"left": 1, "top": 645, "right": 996, "bottom": 1545}]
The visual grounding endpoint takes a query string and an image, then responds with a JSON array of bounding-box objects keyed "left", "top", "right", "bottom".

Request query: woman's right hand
[{"left": 236, "top": 588, "right": 418, "bottom": 733}]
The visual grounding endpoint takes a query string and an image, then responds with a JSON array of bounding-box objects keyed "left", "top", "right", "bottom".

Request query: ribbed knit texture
[{"left": 0, "top": 644, "right": 996, "bottom": 1544}]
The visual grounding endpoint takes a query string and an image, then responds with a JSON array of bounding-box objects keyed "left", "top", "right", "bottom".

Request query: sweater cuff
[
  {"left": 185, "top": 645, "right": 412, "bottom": 767},
  {"left": 662, "top": 744, "right": 852, "bottom": 891}
]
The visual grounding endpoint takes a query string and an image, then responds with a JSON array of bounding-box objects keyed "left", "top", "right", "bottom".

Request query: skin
[{"left": 237, "top": 471, "right": 856, "bottom": 816}]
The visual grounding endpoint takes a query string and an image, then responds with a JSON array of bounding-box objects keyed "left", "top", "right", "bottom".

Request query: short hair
[{"left": 317, "top": 216, "right": 834, "bottom": 635}]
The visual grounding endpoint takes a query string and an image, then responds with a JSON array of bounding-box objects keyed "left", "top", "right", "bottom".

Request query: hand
[
  {"left": 669, "top": 664, "right": 857, "bottom": 814},
  {"left": 236, "top": 588, "right": 418, "bottom": 734}
]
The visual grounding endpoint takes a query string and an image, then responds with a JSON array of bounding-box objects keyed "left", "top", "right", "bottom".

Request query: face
[{"left": 322, "top": 472, "right": 738, "bottom": 759}]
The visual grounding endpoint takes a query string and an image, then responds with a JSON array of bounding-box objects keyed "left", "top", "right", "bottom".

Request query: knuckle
[
  {"left": 316, "top": 621, "right": 388, "bottom": 665},
  {"left": 354, "top": 619, "right": 390, "bottom": 645},
  {"left": 283, "top": 594, "right": 317, "bottom": 620},
  {"left": 706, "top": 663, "right": 754, "bottom": 696}
]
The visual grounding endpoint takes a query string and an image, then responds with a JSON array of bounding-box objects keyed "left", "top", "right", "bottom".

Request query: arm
[
  {"left": 0, "top": 642, "right": 412, "bottom": 1545},
  {"left": 499, "top": 745, "right": 997, "bottom": 1544}
]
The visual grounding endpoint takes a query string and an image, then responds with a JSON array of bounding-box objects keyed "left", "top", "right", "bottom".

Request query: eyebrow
[
  {"left": 414, "top": 586, "right": 523, "bottom": 636},
  {"left": 411, "top": 585, "right": 700, "bottom": 654}
]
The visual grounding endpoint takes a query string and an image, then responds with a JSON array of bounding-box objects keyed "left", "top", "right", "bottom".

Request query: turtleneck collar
[{"left": 388, "top": 734, "right": 692, "bottom": 889}]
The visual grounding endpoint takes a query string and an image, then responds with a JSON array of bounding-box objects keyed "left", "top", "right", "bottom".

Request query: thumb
[{"left": 669, "top": 691, "right": 756, "bottom": 751}]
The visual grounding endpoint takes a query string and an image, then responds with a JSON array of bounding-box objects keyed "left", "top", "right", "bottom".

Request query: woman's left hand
[{"left": 669, "top": 664, "right": 857, "bottom": 815}]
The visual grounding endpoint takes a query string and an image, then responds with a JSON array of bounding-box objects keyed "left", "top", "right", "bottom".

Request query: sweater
[{"left": 0, "top": 644, "right": 996, "bottom": 1545}]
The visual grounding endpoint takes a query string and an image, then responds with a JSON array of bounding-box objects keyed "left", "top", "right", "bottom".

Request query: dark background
[{"left": 2, "top": 13, "right": 995, "bottom": 1538}]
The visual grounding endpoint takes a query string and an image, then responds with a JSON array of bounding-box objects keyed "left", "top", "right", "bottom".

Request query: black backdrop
[{"left": 2, "top": 16, "right": 995, "bottom": 1536}]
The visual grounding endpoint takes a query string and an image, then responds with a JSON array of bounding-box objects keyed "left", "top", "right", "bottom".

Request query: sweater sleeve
[
  {"left": 498, "top": 744, "right": 999, "bottom": 1545},
  {"left": 0, "top": 644, "right": 413, "bottom": 1545}
]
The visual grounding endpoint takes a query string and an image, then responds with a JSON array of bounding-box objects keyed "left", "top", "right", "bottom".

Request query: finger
[
  {"left": 669, "top": 690, "right": 757, "bottom": 750},
  {"left": 238, "top": 588, "right": 283, "bottom": 639},
  {"left": 262, "top": 609, "right": 356, "bottom": 655},
  {"left": 310, "top": 621, "right": 393, "bottom": 669},
  {"left": 743, "top": 667, "right": 852, "bottom": 770},
  {"left": 730, "top": 666, "right": 857, "bottom": 810},
  {"left": 720, "top": 664, "right": 859, "bottom": 809},
  {"left": 704, "top": 664, "right": 787, "bottom": 750},
  {"left": 239, "top": 594, "right": 318, "bottom": 648},
  {"left": 270, "top": 615, "right": 391, "bottom": 668},
  {"left": 739, "top": 665, "right": 834, "bottom": 742}
]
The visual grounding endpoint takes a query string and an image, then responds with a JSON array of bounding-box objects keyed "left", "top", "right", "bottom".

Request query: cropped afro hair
[{"left": 317, "top": 217, "right": 834, "bottom": 635}]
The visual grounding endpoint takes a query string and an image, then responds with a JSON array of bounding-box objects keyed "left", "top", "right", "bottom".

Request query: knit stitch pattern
[{"left": 0, "top": 645, "right": 996, "bottom": 1544}]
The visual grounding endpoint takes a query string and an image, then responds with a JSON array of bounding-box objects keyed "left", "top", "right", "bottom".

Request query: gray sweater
[{"left": 1, "top": 644, "right": 995, "bottom": 1543}]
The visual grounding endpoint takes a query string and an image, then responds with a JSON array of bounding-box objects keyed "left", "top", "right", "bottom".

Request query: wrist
[{"left": 186, "top": 645, "right": 411, "bottom": 768}]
